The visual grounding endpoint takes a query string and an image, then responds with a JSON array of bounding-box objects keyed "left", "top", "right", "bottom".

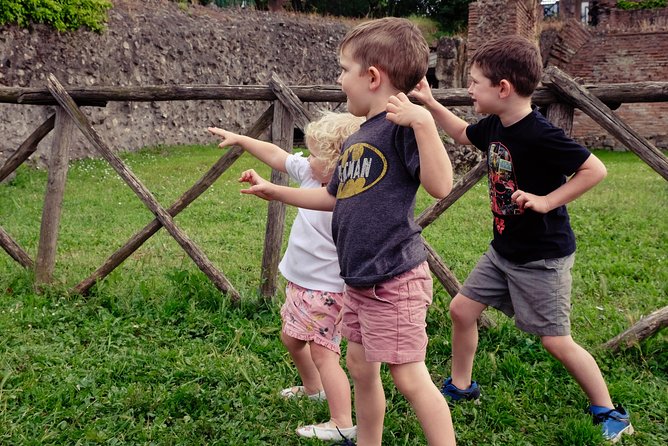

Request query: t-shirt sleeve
[
  {"left": 393, "top": 125, "right": 421, "bottom": 180},
  {"left": 326, "top": 161, "right": 340, "bottom": 197},
  {"left": 284, "top": 152, "right": 309, "bottom": 183},
  {"left": 539, "top": 124, "right": 592, "bottom": 177},
  {"left": 466, "top": 117, "right": 492, "bottom": 153}
]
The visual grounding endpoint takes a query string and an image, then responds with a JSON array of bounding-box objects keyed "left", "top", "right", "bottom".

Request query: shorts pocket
[{"left": 407, "top": 277, "right": 432, "bottom": 324}]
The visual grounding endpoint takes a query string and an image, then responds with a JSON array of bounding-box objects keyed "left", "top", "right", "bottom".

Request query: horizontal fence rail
[{"left": 1, "top": 82, "right": 668, "bottom": 107}]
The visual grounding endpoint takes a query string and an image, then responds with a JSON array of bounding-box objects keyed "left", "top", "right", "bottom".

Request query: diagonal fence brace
[
  {"left": 73, "top": 105, "right": 274, "bottom": 296},
  {"left": 46, "top": 73, "right": 240, "bottom": 301}
]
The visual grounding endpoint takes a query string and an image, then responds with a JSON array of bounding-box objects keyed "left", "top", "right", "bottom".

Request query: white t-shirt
[{"left": 278, "top": 153, "right": 344, "bottom": 293}]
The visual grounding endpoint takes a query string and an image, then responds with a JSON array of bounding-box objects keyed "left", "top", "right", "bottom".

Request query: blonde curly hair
[{"left": 304, "top": 111, "right": 365, "bottom": 178}]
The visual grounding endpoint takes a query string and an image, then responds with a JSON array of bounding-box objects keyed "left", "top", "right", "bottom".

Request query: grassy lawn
[{"left": 0, "top": 146, "right": 666, "bottom": 445}]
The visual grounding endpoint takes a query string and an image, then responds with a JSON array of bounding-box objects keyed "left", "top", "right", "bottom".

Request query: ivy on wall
[{"left": 617, "top": 0, "right": 667, "bottom": 10}]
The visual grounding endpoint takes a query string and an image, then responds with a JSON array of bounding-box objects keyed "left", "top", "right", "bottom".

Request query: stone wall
[{"left": 0, "top": 0, "right": 350, "bottom": 165}]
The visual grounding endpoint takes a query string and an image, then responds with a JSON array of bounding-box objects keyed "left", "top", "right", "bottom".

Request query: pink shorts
[
  {"left": 341, "top": 262, "right": 433, "bottom": 364},
  {"left": 280, "top": 281, "right": 345, "bottom": 355}
]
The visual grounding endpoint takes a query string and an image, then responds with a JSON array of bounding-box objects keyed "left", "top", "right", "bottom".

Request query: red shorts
[{"left": 341, "top": 262, "right": 433, "bottom": 364}]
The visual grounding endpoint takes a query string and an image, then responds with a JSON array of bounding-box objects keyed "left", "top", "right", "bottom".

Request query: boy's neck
[
  {"left": 496, "top": 96, "right": 533, "bottom": 127},
  {"left": 366, "top": 84, "right": 401, "bottom": 119}
]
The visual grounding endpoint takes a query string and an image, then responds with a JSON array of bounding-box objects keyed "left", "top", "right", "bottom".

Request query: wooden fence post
[
  {"left": 544, "top": 102, "right": 574, "bottom": 136},
  {"left": 35, "top": 107, "right": 74, "bottom": 285},
  {"left": 260, "top": 101, "right": 293, "bottom": 298}
]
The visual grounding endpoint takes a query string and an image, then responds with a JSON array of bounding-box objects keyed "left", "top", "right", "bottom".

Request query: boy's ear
[
  {"left": 368, "top": 66, "right": 381, "bottom": 91},
  {"left": 498, "top": 79, "right": 513, "bottom": 98}
]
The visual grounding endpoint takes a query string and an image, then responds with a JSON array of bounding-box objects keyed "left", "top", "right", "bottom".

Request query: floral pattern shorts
[{"left": 280, "top": 281, "right": 345, "bottom": 354}]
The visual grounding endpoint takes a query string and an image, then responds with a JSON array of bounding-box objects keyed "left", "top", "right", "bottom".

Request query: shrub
[
  {"left": 617, "top": 0, "right": 667, "bottom": 10},
  {"left": 0, "top": 0, "right": 113, "bottom": 32}
]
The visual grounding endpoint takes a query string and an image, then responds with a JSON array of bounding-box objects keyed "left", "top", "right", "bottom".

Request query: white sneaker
[
  {"left": 279, "top": 385, "right": 326, "bottom": 401},
  {"left": 296, "top": 422, "right": 357, "bottom": 441}
]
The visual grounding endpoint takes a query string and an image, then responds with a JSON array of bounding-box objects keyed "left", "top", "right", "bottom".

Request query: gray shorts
[{"left": 461, "top": 245, "right": 575, "bottom": 336}]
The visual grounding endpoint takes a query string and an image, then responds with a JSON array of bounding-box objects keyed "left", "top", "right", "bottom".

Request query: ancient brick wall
[
  {"left": 466, "top": 0, "right": 668, "bottom": 150},
  {"left": 467, "top": 0, "right": 542, "bottom": 61},
  {"left": 565, "top": 28, "right": 668, "bottom": 149}
]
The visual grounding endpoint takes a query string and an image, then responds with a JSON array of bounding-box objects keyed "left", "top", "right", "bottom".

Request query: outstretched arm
[
  {"left": 208, "top": 127, "right": 288, "bottom": 173},
  {"left": 512, "top": 153, "right": 607, "bottom": 213},
  {"left": 410, "top": 78, "right": 471, "bottom": 146},
  {"left": 239, "top": 169, "right": 336, "bottom": 211},
  {"left": 386, "top": 92, "right": 453, "bottom": 199}
]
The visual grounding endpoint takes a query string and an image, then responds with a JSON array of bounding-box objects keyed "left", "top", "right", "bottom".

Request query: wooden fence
[{"left": 1, "top": 68, "right": 667, "bottom": 345}]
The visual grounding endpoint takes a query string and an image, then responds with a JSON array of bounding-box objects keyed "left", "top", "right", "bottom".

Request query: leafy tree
[
  {"left": 0, "top": 0, "right": 112, "bottom": 32},
  {"left": 289, "top": 0, "right": 474, "bottom": 34}
]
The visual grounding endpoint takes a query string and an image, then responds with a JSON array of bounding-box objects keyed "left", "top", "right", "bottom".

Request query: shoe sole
[
  {"left": 609, "top": 424, "right": 634, "bottom": 443},
  {"left": 295, "top": 425, "right": 357, "bottom": 440}
]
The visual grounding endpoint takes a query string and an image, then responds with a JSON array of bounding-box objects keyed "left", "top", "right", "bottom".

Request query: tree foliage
[
  {"left": 196, "top": 0, "right": 475, "bottom": 34},
  {"left": 0, "top": 0, "right": 112, "bottom": 32}
]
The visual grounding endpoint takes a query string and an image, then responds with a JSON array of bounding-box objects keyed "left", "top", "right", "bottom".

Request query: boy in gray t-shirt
[{"left": 239, "top": 17, "right": 456, "bottom": 446}]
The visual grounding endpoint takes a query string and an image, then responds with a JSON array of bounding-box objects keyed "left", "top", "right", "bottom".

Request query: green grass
[{"left": 1, "top": 147, "right": 666, "bottom": 445}]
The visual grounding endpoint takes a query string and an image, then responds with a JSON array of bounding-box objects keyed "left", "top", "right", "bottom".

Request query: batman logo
[{"left": 336, "top": 142, "right": 388, "bottom": 199}]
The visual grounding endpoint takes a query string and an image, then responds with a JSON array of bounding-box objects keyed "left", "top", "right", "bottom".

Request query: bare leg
[
  {"left": 347, "top": 341, "right": 384, "bottom": 446},
  {"left": 281, "top": 331, "right": 323, "bottom": 394},
  {"left": 541, "top": 335, "right": 614, "bottom": 408},
  {"left": 449, "top": 294, "right": 487, "bottom": 389},
  {"left": 310, "top": 343, "right": 354, "bottom": 428},
  {"left": 390, "top": 361, "right": 456, "bottom": 446}
]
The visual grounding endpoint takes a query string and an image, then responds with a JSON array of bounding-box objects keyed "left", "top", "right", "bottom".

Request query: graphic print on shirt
[
  {"left": 336, "top": 142, "right": 388, "bottom": 199},
  {"left": 487, "top": 142, "right": 521, "bottom": 234}
]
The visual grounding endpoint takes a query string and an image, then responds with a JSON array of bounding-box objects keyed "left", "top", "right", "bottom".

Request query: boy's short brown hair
[
  {"left": 339, "top": 17, "right": 429, "bottom": 94},
  {"left": 470, "top": 35, "right": 543, "bottom": 97}
]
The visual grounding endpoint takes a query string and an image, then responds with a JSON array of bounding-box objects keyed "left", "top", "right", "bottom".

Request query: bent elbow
[{"left": 430, "top": 184, "right": 453, "bottom": 200}]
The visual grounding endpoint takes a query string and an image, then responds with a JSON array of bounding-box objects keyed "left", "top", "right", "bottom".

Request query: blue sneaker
[
  {"left": 589, "top": 405, "right": 634, "bottom": 443},
  {"left": 441, "top": 376, "right": 481, "bottom": 402}
]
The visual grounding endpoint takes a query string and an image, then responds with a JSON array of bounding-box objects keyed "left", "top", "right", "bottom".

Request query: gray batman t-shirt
[{"left": 327, "top": 112, "right": 426, "bottom": 287}]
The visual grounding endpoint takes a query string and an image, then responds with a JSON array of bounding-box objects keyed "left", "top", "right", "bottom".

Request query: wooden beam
[
  {"left": 0, "top": 114, "right": 55, "bottom": 182},
  {"left": 35, "top": 107, "right": 74, "bottom": 285},
  {"left": 0, "top": 225, "right": 33, "bottom": 269},
  {"left": 260, "top": 101, "right": 293, "bottom": 298},
  {"left": 416, "top": 159, "right": 487, "bottom": 229},
  {"left": 544, "top": 102, "right": 574, "bottom": 136},
  {"left": 73, "top": 105, "right": 274, "bottom": 296},
  {"left": 3, "top": 81, "right": 667, "bottom": 107},
  {"left": 269, "top": 72, "right": 313, "bottom": 131},
  {"left": 542, "top": 66, "right": 668, "bottom": 182},
  {"left": 46, "top": 73, "right": 240, "bottom": 301},
  {"left": 602, "top": 306, "right": 668, "bottom": 352}
]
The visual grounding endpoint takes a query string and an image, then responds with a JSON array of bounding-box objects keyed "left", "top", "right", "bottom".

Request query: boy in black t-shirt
[{"left": 397, "top": 35, "right": 633, "bottom": 443}]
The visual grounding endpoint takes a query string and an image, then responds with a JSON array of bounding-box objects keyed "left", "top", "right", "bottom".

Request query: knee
[
  {"left": 345, "top": 353, "right": 363, "bottom": 381},
  {"left": 449, "top": 294, "right": 478, "bottom": 326},
  {"left": 310, "top": 344, "right": 337, "bottom": 368},
  {"left": 390, "top": 369, "right": 416, "bottom": 396},
  {"left": 541, "top": 335, "right": 573, "bottom": 359}
]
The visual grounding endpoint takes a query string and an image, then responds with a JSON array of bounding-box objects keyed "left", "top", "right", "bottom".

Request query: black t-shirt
[
  {"left": 466, "top": 109, "right": 591, "bottom": 263},
  {"left": 327, "top": 112, "right": 425, "bottom": 287}
]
